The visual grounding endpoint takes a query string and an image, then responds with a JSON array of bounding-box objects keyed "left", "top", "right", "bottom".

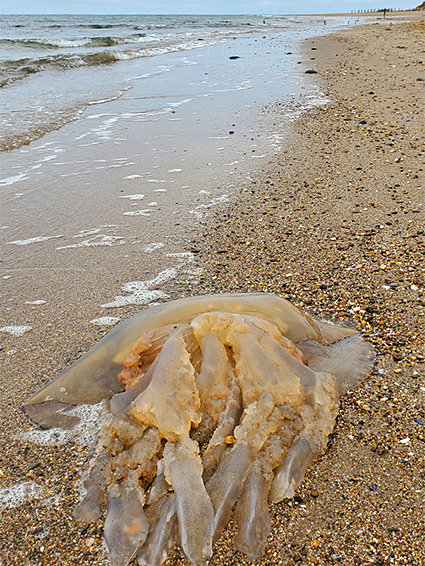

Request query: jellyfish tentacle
[
  {"left": 230, "top": 328, "right": 302, "bottom": 407},
  {"left": 103, "top": 427, "right": 163, "bottom": 564},
  {"left": 234, "top": 462, "right": 271, "bottom": 558},
  {"left": 75, "top": 450, "right": 110, "bottom": 522},
  {"left": 207, "top": 391, "right": 282, "bottom": 540},
  {"left": 207, "top": 441, "right": 253, "bottom": 541},
  {"left": 202, "top": 377, "right": 242, "bottom": 479},
  {"left": 244, "top": 314, "right": 306, "bottom": 362},
  {"left": 110, "top": 357, "right": 158, "bottom": 415},
  {"left": 196, "top": 334, "right": 230, "bottom": 394},
  {"left": 76, "top": 402, "right": 154, "bottom": 522},
  {"left": 75, "top": 401, "right": 113, "bottom": 522},
  {"left": 250, "top": 324, "right": 317, "bottom": 390},
  {"left": 129, "top": 327, "right": 201, "bottom": 441},
  {"left": 118, "top": 324, "right": 186, "bottom": 389},
  {"left": 191, "top": 334, "right": 231, "bottom": 443},
  {"left": 111, "top": 326, "right": 198, "bottom": 418},
  {"left": 146, "top": 458, "right": 170, "bottom": 505},
  {"left": 163, "top": 436, "right": 214, "bottom": 565},
  {"left": 270, "top": 369, "right": 340, "bottom": 502},
  {"left": 269, "top": 427, "right": 323, "bottom": 502},
  {"left": 137, "top": 494, "right": 177, "bottom": 566},
  {"left": 234, "top": 404, "right": 302, "bottom": 556},
  {"left": 104, "top": 477, "right": 148, "bottom": 566},
  {"left": 270, "top": 377, "right": 339, "bottom": 505}
]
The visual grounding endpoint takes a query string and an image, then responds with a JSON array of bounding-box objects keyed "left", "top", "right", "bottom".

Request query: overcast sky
[{"left": 1, "top": 0, "right": 418, "bottom": 15}]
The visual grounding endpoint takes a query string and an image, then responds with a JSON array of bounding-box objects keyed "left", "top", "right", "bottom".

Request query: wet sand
[{"left": 1, "top": 16, "right": 424, "bottom": 566}]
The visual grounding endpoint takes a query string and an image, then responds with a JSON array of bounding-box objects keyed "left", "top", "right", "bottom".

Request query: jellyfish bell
[
  {"left": 23, "top": 293, "right": 375, "bottom": 566},
  {"left": 23, "top": 293, "right": 363, "bottom": 427}
]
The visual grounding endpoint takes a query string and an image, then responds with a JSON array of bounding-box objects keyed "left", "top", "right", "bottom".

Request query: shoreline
[
  {"left": 0, "top": 14, "right": 352, "bottom": 154},
  {"left": 0, "top": 16, "right": 424, "bottom": 566}
]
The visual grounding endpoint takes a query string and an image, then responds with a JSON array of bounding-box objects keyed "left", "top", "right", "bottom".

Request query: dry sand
[{"left": 1, "top": 17, "right": 424, "bottom": 566}]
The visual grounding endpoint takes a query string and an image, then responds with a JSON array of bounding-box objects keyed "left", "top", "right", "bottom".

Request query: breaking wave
[
  {"left": 0, "top": 34, "right": 147, "bottom": 49},
  {"left": 0, "top": 36, "right": 221, "bottom": 88}
]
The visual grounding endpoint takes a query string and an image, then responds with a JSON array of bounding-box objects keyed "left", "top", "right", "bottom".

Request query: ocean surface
[
  {"left": 0, "top": 14, "right": 354, "bottom": 151},
  {"left": 1, "top": 14, "right": 359, "bottom": 323}
]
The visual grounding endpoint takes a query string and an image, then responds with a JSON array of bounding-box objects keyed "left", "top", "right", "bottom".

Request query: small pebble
[{"left": 26, "top": 461, "right": 41, "bottom": 471}]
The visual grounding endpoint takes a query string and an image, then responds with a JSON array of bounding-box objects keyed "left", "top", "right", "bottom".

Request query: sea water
[
  {"left": 0, "top": 14, "right": 352, "bottom": 151},
  {"left": 0, "top": 14, "right": 355, "bottom": 322}
]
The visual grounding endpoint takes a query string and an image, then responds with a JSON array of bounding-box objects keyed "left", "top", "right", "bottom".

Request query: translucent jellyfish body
[{"left": 24, "top": 293, "right": 375, "bottom": 565}]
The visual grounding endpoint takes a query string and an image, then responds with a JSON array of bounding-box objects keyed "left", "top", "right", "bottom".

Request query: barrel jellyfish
[{"left": 24, "top": 293, "right": 375, "bottom": 566}]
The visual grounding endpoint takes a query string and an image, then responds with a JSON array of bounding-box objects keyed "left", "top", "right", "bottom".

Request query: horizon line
[{"left": 1, "top": 10, "right": 416, "bottom": 16}]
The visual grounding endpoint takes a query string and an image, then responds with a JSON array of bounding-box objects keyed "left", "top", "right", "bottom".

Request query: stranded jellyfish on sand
[{"left": 24, "top": 293, "right": 374, "bottom": 566}]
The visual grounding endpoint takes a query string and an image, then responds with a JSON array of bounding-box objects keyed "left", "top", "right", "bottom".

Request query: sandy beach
[
  {"left": 1, "top": 14, "right": 424, "bottom": 566},
  {"left": 190, "top": 16, "right": 425, "bottom": 566}
]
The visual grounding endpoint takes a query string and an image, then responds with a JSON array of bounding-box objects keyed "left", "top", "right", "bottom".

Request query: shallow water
[
  {"left": 0, "top": 14, "right": 356, "bottom": 334},
  {"left": 0, "top": 14, "right": 352, "bottom": 151}
]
